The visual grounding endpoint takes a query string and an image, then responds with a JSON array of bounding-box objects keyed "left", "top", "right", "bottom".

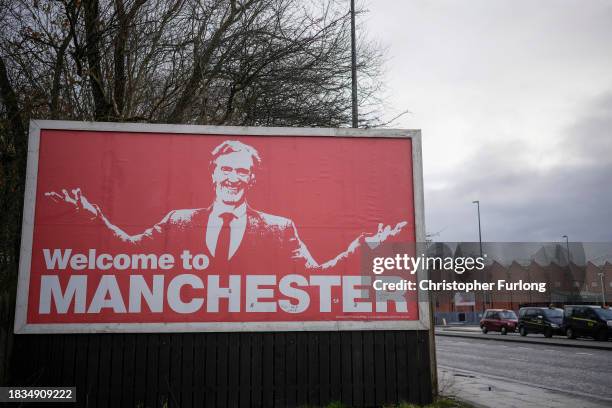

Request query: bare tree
[
  {"left": 0, "top": 0, "right": 387, "bottom": 383},
  {"left": 1, "top": 0, "right": 383, "bottom": 124}
]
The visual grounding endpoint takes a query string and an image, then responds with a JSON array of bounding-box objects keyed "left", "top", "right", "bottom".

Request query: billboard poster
[{"left": 14, "top": 121, "right": 427, "bottom": 333}]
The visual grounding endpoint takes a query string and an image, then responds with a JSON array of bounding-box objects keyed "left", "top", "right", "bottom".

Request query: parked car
[
  {"left": 518, "top": 306, "right": 564, "bottom": 338},
  {"left": 563, "top": 305, "right": 612, "bottom": 341},
  {"left": 480, "top": 309, "right": 518, "bottom": 335}
]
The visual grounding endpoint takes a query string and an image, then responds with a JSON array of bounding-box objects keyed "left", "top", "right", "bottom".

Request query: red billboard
[{"left": 15, "top": 121, "right": 427, "bottom": 333}]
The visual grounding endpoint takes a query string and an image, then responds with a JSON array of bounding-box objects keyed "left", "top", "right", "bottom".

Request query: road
[
  {"left": 436, "top": 335, "right": 612, "bottom": 403},
  {"left": 435, "top": 328, "right": 612, "bottom": 350}
]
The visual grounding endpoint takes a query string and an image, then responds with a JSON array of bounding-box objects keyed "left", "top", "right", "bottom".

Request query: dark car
[
  {"left": 480, "top": 309, "right": 518, "bottom": 335},
  {"left": 518, "top": 306, "right": 564, "bottom": 338},
  {"left": 563, "top": 305, "right": 612, "bottom": 341}
]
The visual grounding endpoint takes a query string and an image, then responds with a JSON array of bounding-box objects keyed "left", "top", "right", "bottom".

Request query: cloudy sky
[{"left": 365, "top": 0, "right": 612, "bottom": 242}]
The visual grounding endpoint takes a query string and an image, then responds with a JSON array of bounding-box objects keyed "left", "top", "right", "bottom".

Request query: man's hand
[
  {"left": 344, "top": 220, "right": 409, "bottom": 255},
  {"left": 364, "top": 221, "right": 408, "bottom": 249},
  {"left": 45, "top": 188, "right": 100, "bottom": 220}
]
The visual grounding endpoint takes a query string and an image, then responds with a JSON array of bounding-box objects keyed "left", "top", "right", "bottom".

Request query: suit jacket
[{"left": 103, "top": 205, "right": 325, "bottom": 274}]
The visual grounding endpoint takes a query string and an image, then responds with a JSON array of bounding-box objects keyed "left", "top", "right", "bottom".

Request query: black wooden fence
[
  {"left": 10, "top": 330, "right": 432, "bottom": 407},
  {"left": 0, "top": 292, "right": 14, "bottom": 386}
]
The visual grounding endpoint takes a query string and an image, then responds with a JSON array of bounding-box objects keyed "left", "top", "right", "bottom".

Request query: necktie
[{"left": 216, "top": 212, "right": 236, "bottom": 260}]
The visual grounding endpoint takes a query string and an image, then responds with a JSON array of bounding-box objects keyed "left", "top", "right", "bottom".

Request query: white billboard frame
[{"left": 15, "top": 120, "right": 428, "bottom": 334}]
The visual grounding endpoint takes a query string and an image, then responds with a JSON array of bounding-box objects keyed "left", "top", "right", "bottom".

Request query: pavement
[
  {"left": 436, "top": 335, "right": 612, "bottom": 408},
  {"left": 438, "top": 366, "right": 609, "bottom": 408},
  {"left": 435, "top": 325, "right": 612, "bottom": 351}
]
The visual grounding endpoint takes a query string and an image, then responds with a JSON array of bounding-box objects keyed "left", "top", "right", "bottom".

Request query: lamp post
[
  {"left": 598, "top": 272, "right": 607, "bottom": 306},
  {"left": 472, "top": 200, "right": 484, "bottom": 310},
  {"left": 473, "top": 201, "right": 483, "bottom": 258},
  {"left": 562, "top": 235, "right": 570, "bottom": 263}
]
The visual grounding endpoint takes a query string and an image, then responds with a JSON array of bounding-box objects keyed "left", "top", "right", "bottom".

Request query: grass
[
  {"left": 393, "top": 396, "right": 474, "bottom": 408},
  {"left": 319, "top": 397, "right": 473, "bottom": 408}
]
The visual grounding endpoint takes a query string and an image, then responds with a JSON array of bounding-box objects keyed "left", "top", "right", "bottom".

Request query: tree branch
[{"left": 83, "top": 0, "right": 112, "bottom": 120}]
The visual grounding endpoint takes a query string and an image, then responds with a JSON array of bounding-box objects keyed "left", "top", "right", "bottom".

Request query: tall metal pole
[
  {"left": 350, "top": 0, "right": 358, "bottom": 128},
  {"left": 562, "top": 235, "right": 570, "bottom": 263},
  {"left": 473, "top": 200, "right": 484, "bottom": 310},
  {"left": 598, "top": 272, "right": 606, "bottom": 306},
  {"left": 473, "top": 201, "right": 483, "bottom": 257}
]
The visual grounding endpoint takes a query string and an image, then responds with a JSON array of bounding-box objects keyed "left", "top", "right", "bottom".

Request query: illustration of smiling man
[{"left": 47, "top": 140, "right": 407, "bottom": 272}]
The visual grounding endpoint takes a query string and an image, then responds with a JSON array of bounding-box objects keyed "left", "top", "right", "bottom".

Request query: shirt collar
[{"left": 211, "top": 201, "right": 247, "bottom": 218}]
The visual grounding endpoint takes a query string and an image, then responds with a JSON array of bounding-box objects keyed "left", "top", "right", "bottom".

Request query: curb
[
  {"left": 435, "top": 330, "right": 612, "bottom": 351},
  {"left": 438, "top": 365, "right": 612, "bottom": 407}
]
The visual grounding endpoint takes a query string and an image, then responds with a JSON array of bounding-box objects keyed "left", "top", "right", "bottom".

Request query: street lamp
[
  {"left": 562, "top": 235, "right": 570, "bottom": 264},
  {"left": 472, "top": 200, "right": 484, "bottom": 310},
  {"left": 598, "top": 272, "right": 607, "bottom": 306},
  {"left": 473, "top": 201, "right": 483, "bottom": 258}
]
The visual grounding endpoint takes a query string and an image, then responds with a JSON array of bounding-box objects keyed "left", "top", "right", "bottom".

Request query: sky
[{"left": 364, "top": 0, "right": 612, "bottom": 242}]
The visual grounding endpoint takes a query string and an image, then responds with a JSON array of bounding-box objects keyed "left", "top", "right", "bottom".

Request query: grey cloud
[{"left": 425, "top": 93, "right": 612, "bottom": 242}]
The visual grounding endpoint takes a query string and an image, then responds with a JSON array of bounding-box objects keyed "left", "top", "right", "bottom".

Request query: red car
[{"left": 480, "top": 309, "right": 518, "bottom": 335}]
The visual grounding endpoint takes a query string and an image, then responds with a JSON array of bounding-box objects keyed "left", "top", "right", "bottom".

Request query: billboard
[{"left": 15, "top": 121, "right": 427, "bottom": 333}]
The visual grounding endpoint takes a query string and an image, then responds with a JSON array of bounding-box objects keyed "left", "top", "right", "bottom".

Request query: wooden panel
[
  {"left": 144, "top": 335, "right": 159, "bottom": 408},
  {"left": 98, "top": 335, "right": 113, "bottom": 408},
  {"left": 86, "top": 335, "right": 101, "bottom": 407},
  {"left": 120, "top": 334, "right": 136, "bottom": 408},
  {"left": 373, "top": 331, "right": 386, "bottom": 406},
  {"left": 350, "top": 331, "right": 364, "bottom": 407},
  {"left": 74, "top": 335, "right": 90, "bottom": 406},
  {"left": 110, "top": 335, "right": 124, "bottom": 407},
  {"left": 406, "top": 330, "right": 420, "bottom": 404},
  {"left": 133, "top": 334, "right": 148, "bottom": 407},
  {"left": 227, "top": 333, "right": 240, "bottom": 407},
  {"left": 294, "top": 331, "right": 308, "bottom": 406},
  {"left": 181, "top": 333, "right": 194, "bottom": 408},
  {"left": 62, "top": 335, "right": 76, "bottom": 387},
  {"left": 318, "top": 332, "right": 330, "bottom": 404},
  {"left": 340, "top": 332, "right": 354, "bottom": 406},
  {"left": 157, "top": 333, "right": 171, "bottom": 407},
  {"left": 238, "top": 333, "right": 252, "bottom": 408},
  {"left": 362, "top": 331, "right": 376, "bottom": 407},
  {"left": 307, "top": 332, "right": 319, "bottom": 406},
  {"left": 250, "top": 333, "right": 263, "bottom": 408},
  {"left": 261, "top": 333, "right": 275, "bottom": 407},
  {"left": 204, "top": 333, "right": 217, "bottom": 407},
  {"left": 285, "top": 332, "right": 297, "bottom": 407},
  {"left": 192, "top": 334, "right": 206, "bottom": 407},
  {"left": 9, "top": 331, "right": 433, "bottom": 408},
  {"left": 396, "top": 331, "right": 410, "bottom": 403},
  {"left": 385, "top": 332, "right": 398, "bottom": 403},
  {"left": 216, "top": 333, "right": 228, "bottom": 407}
]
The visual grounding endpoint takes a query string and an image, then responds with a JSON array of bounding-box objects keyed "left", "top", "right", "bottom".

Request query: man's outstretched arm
[
  {"left": 45, "top": 188, "right": 169, "bottom": 245},
  {"left": 320, "top": 221, "right": 409, "bottom": 269},
  {"left": 286, "top": 220, "right": 409, "bottom": 271}
]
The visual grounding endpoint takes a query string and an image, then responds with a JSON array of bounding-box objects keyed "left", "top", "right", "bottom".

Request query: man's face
[{"left": 212, "top": 151, "right": 254, "bottom": 205}]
